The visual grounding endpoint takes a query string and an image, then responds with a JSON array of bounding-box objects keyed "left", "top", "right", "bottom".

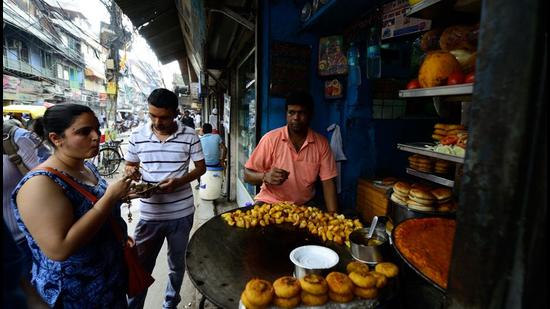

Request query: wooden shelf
[{"left": 399, "top": 83, "right": 473, "bottom": 98}]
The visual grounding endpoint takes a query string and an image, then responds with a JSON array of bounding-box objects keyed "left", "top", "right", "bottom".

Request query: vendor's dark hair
[
  {"left": 285, "top": 91, "right": 314, "bottom": 114},
  {"left": 148, "top": 88, "right": 179, "bottom": 111},
  {"left": 202, "top": 123, "right": 212, "bottom": 134},
  {"left": 42, "top": 104, "right": 97, "bottom": 146}
]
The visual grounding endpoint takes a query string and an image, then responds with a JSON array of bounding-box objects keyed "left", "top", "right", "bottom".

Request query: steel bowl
[
  {"left": 349, "top": 226, "right": 390, "bottom": 265},
  {"left": 289, "top": 245, "right": 339, "bottom": 279}
]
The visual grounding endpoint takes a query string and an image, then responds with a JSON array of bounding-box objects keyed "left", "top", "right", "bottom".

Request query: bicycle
[{"left": 92, "top": 140, "right": 125, "bottom": 177}]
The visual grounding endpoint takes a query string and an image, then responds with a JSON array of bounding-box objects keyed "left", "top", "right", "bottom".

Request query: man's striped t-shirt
[{"left": 125, "top": 121, "right": 204, "bottom": 221}]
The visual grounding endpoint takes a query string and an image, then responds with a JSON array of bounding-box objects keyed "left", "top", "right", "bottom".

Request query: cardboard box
[{"left": 381, "top": 0, "right": 431, "bottom": 40}]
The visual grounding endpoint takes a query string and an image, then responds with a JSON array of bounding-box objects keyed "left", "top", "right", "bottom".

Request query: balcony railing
[{"left": 3, "top": 55, "right": 54, "bottom": 79}]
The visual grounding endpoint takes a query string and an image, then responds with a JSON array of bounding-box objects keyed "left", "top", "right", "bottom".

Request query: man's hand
[
  {"left": 158, "top": 178, "right": 181, "bottom": 193},
  {"left": 264, "top": 168, "right": 289, "bottom": 185},
  {"left": 124, "top": 165, "right": 141, "bottom": 181}
]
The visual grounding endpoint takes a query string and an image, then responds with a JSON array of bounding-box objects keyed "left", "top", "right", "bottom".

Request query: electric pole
[{"left": 105, "top": 0, "right": 123, "bottom": 129}]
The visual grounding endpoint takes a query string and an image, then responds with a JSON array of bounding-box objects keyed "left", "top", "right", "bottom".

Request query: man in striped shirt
[{"left": 124, "top": 88, "right": 206, "bottom": 309}]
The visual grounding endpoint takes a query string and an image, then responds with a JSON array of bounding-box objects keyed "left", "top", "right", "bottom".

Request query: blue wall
[{"left": 260, "top": 0, "right": 434, "bottom": 215}]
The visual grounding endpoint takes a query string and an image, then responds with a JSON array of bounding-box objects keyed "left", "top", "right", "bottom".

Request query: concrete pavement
[{"left": 105, "top": 133, "right": 238, "bottom": 308}]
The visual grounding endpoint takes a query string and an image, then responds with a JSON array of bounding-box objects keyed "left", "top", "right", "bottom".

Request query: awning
[
  {"left": 113, "top": 0, "right": 187, "bottom": 64},
  {"left": 85, "top": 67, "right": 107, "bottom": 80}
]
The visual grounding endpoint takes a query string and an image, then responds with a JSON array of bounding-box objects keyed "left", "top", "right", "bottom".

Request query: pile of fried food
[
  {"left": 221, "top": 202, "right": 363, "bottom": 245},
  {"left": 240, "top": 261, "right": 399, "bottom": 308}
]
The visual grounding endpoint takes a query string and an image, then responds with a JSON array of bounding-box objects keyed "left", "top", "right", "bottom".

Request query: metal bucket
[{"left": 349, "top": 226, "right": 390, "bottom": 265}]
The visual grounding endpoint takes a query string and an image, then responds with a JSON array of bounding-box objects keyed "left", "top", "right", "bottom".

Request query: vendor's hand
[
  {"left": 124, "top": 165, "right": 141, "bottom": 181},
  {"left": 158, "top": 178, "right": 180, "bottom": 193},
  {"left": 105, "top": 176, "right": 133, "bottom": 201},
  {"left": 264, "top": 168, "right": 289, "bottom": 185}
]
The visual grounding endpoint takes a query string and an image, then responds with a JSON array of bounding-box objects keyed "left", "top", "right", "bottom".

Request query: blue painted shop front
[{"left": 257, "top": 0, "right": 436, "bottom": 215}]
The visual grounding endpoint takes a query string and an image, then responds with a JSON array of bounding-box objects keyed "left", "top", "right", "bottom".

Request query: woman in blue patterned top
[{"left": 11, "top": 104, "right": 134, "bottom": 308}]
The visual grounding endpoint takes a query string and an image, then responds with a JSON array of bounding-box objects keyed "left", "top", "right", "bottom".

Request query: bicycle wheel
[{"left": 94, "top": 147, "right": 122, "bottom": 176}]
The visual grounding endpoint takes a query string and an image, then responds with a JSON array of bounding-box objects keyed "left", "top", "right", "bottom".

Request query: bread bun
[
  {"left": 273, "top": 276, "right": 301, "bottom": 298},
  {"left": 244, "top": 279, "right": 274, "bottom": 307},
  {"left": 407, "top": 200, "right": 435, "bottom": 211},
  {"left": 434, "top": 123, "right": 448, "bottom": 129},
  {"left": 433, "top": 129, "right": 447, "bottom": 136},
  {"left": 432, "top": 134, "right": 444, "bottom": 140},
  {"left": 393, "top": 182, "right": 410, "bottom": 196},
  {"left": 273, "top": 295, "right": 301, "bottom": 308},
  {"left": 346, "top": 261, "right": 370, "bottom": 274},
  {"left": 375, "top": 262, "right": 399, "bottom": 278},
  {"left": 437, "top": 201, "right": 457, "bottom": 212},
  {"left": 409, "top": 188, "right": 435, "bottom": 201},
  {"left": 447, "top": 124, "right": 466, "bottom": 130},
  {"left": 382, "top": 177, "right": 397, "bottom": 185},
  {"left": 431, "top": 188, "right": 453, "bottom": 201},
  {"left": 326, "top": 272, "right": 354, "bottom": 295},
  {"left": 391, "top": 193, "right": 408, "bottom": 206}
]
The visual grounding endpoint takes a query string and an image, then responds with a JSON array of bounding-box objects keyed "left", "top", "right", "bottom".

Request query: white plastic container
[{"left": 199, "top": 166, "right": 224, "bottom": 200}]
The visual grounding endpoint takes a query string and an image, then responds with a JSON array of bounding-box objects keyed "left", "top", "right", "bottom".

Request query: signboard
[
  {"left": 106, "top": 82, "right": 117, "bottom": 94},
  {"left": 3, "top": 75, "right": 20, "bottom": 92},
  {"left": 223, "top": 93, "right": 231, "bottom": 131},
  {"left": 382, "top": 0, "right": 431, "bottom": 40},
  {"left": 270, "top": 42, "right": 310, "bottom": 97}
]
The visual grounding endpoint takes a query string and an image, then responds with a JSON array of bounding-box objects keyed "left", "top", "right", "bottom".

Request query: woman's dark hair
[
  {"left": 148, "top": 88, "right": 179, "bottom": 111},
  {"left": 42, "top": 104, "right": 97, "bottom": 146},
  {"left": 30, "top": 117, "right": 45, "bottom": 142},
  {"left": 202, "top": 123, "right": 213, "bottom": 134},
  {"left": 285, "top": 91, "right": 314, "bottom": 114}
]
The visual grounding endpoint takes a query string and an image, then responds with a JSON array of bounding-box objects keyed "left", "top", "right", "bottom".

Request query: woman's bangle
[{"left": 262, "top": 172, "right": 267, "bottom": 184}]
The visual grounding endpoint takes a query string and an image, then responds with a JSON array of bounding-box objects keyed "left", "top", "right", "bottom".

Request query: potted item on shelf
[{"left": 318, "top": 35, "right": 348, "bottom": 76}]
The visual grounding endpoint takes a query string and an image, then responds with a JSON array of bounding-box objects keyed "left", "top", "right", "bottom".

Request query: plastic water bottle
[
  {"left": 366, "top": 27, "right": 381, "bottom": 79},
  {"left": 347, "top": 42, "right": 361, "bottom": 86}
]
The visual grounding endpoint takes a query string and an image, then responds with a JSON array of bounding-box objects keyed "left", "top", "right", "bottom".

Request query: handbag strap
[{"left": 36, "top": 167, "right": 126, "bottom": 243}]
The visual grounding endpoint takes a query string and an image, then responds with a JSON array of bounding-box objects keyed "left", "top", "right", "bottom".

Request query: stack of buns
[
  {"left": 326, "top": 272, "right": 355, "bottom": 303},
  {"left": 432, "top": 123, "right": 467, "bottom": 141},
  {"left": 431, "top": 188, "right": 457, "bottom": 212},
  {"left": 299, "top": 274, "right": 329, "bottom": 306},
  {"left": 407, "top": 188, "right": 436, "bottom": 211},
  {"left": 241, "top": 279, "right": 274, "bottom": 309},
  {"left": 391, "top": 181, "right": 456, "bottom": 213},
  {"left": 272, "top": 276, "right": 302, "bottom": 308},
  {"left": 408, "top": 155, "right": 450, "bottom": 174},
  {"left": 408, "top": 154, "right": 433, "bottom": 173},
  {"left": 433, "top": 159, "right": 450, "bottom": 174},
  {"left": 390, "top": 181, "right": 410, "bottom": 206}
]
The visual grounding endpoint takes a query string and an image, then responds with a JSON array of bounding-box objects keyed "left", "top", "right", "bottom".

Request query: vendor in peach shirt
[{"left": 244, "top": 92, "right": 338, "bottom": 213}]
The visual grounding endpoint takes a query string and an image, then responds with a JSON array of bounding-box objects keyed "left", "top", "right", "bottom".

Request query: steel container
[{"left": 349, "top": 226, "right": 390, "bottom": 265}]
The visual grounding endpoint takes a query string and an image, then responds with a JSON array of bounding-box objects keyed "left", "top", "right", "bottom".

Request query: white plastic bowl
[{"left": 289, "top": 245, "right": 339, "bottom": 278}]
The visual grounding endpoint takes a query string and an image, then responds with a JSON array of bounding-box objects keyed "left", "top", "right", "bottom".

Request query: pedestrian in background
[
  {"left": 181, "top": 110, "right": 195, "bottom": 129},
  {"left": 124, "top": 88, "right": 206, "bottom": 309},
  {"left": 209, "top": 108, "right": 219, "bottom": 131},
  {"left": 11, "top": 104, "right": 134, "bottom": 307},
  {"left": 3, "top": 118, "right": 51, "bottom": 278}
]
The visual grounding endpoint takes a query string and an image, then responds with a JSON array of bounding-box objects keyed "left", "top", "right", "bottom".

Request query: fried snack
[
  {"left": 243, "top": 279, "right": 274, "bottom": 307},
  {"left": 346, "top": 261, "right": 370, "bottom": 274},
  {"left": 273, "top": 276, "right": 301, "bottom": 298},
  {"left": 353, "top": 286, "right": 378, "bottom": 299},
  {"left": 328, "top": 290, "right": 354, "bottom": 303},
  {"left": 300, "top": 291, "right": 328, "bottom": 306},
  {"left": 241, "top": 292, "right": 266, "bottom": 309},
  {"left": 299, "top": 274, "right": 328, "bottom": 295},
  {"left": 370, "top": 271, "right": 388, "bottom": 288},
  {"left": 375, "top": 262, "right": 399, "bottom": 278},
  {"left": 272, "top": 295, "right": 301, "bottom": 309},
  {"left": 326, "top": 272, "right": 354, "bottom": 295},
  {"left": 221, "top": 203, "right": 363, "bottom": 245},
  {"left": 349, "top": 270, "right": 377, "bottom": 288}
]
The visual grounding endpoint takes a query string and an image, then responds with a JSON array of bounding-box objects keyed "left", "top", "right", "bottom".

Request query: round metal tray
[{"left": 390, "top": 218, "right": 449, "bottom": 293}]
